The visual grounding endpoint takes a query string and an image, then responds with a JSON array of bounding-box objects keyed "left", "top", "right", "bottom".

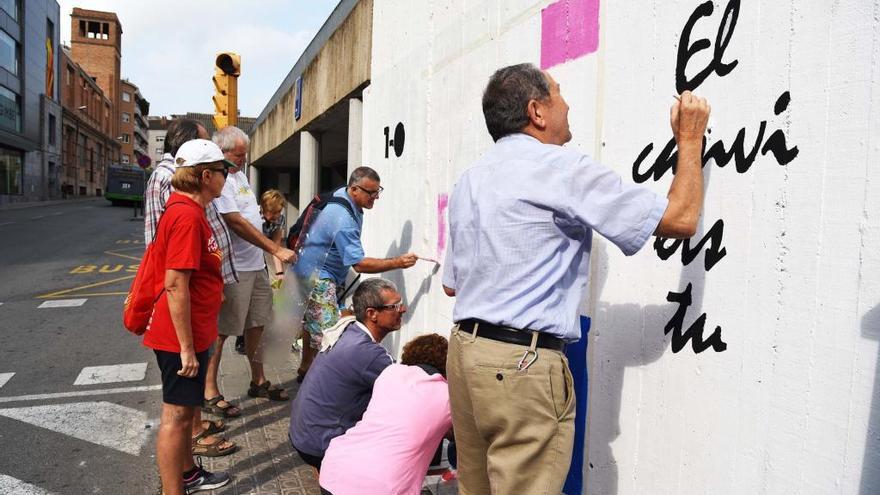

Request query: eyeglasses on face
[
  {"left": 371, "top": 301, "right": 405, "bottom": 312},
  {"left": 353, "top": 184, "right": 384, "bottom": 199}
]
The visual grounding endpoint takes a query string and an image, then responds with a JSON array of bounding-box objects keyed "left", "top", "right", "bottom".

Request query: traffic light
[{"left": 212, "top": 52, "right": 240, "bottom": 130}]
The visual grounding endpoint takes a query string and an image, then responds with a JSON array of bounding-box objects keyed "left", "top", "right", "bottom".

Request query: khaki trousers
[{"left": 447, "top": 324, "right": 576, "bottom": 495}]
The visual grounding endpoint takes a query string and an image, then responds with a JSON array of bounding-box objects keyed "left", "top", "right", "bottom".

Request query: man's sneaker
[{"left": 183, "top": 462, "right": 230, "bottom": 494}]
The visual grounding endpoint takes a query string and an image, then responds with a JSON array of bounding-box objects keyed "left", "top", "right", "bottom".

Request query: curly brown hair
[{"left": 401, "top": 334, "right": 448, "bottom": 377}]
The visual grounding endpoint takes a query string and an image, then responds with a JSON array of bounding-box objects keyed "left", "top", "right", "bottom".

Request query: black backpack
[{"left": 286, "top": 190, "right": 357, "bottom": 253}]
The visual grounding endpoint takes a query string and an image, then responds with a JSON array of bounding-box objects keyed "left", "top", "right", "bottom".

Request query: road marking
[
  {"left": 0, "top": 373, "right": 14, "bottom": 389},
  {"left": 105, "top": 249, "right": 143, "bottom": 262},
  {"left": 0, "top": 474, "right": 56, "bottom": 494},
  {"left": 69, "top": 264, "right": 139, "bottom": 274},
  {"left": 0, "top": 384, "right": 161, "bottom": 404},
  {"left": 74, "top": 363, "right": 147, "bottom": 386},
  {"left": 0, "top": 401, "right": 150, "bottom": 455},
  {"left": 48, "top": 211, "right": 64, "bottom": 216},
  {"left": 37, "top": 299, "right": 87, "bottom": 308},
  {"left": 0, "top": 221, "right": 14, "bottom": 226},
  {"left": 37, "top": 275, "right": 133, "bottom": 299},
  {"left": 29, "top": 215, "right": 44, "bottom": 220}
]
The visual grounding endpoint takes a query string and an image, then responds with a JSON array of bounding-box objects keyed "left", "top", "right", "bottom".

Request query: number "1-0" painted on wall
[{"left": 383, "top": 123, "right": 405, "bottom": 158}]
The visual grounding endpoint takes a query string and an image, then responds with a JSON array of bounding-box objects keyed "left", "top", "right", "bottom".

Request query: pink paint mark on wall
[
  {"left": 540, "top": 0, "right": 600, "bottom": 70},
  {"left": 437, "top": 193, "right": 449, "bottom": 259}
]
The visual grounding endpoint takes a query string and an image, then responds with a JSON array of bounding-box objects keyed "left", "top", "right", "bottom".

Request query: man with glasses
[
  {"left": 295, "top": 166, "right": 418, "bottom": 381},
  {"left": 289, "top": 278, "right": 402, "bottom": 472}
]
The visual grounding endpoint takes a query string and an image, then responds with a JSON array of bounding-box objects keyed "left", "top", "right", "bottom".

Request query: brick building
[
  {"left": 59, "top": 45, "right": 117, "bottom": 197},
  {"left": 69, "top": 8, "right": 120, "bottom": 141}
]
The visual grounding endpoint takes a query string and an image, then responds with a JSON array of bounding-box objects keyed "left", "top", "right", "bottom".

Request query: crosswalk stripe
[
  {"left": 0, "top": 373, "right": 13, "bottom": 389},
  {"left": 0, "top": 401, "right": 150, "bottom": 456},
  {"left": 0, "top": 384, "right": 162, "bottom": 404},
  {"left": 37, "top": 299, "right": 87, "bottom": 308},
  {"left": 74, "top": 363, "right": 147, "bottom": 386},
  {"left": 0, "top": 474, "right": 56, "bottom": 494}
]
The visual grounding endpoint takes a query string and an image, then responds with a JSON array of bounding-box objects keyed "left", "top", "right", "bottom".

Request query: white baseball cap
[{"left": 174, "top": 139, "right": 232, "bottom": 168}]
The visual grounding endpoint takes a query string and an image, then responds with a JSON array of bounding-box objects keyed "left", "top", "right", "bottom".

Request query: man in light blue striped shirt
[{"left": 442, "top": 63, "right": 710, "bottom": 494}]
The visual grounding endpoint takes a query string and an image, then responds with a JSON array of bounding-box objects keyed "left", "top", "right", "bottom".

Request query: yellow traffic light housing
[{"left": 212, "top": 52, "right": 240, "bottom": 130}]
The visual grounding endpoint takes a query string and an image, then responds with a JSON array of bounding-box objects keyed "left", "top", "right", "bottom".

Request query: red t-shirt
[{"left": 143, "top": 193, "right": 224, "bottom": 353}]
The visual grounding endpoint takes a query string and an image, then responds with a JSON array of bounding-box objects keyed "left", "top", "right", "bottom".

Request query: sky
[{"left": 58, "top": 0, "right": 340, "bottom": 118}]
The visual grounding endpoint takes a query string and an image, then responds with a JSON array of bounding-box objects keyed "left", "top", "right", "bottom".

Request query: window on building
[
  {"left": 121, "top": 134, "right": 130, "bottom": 143},
  {"left": 0, "top": 145, "right": 22, "bottom": 194},
  {"left": 0, "top": 85, "right": 20, "bottom": 132},
  {"left": 83, "top": 21, "right": 108, "bottom": 40},
  {"left": 48, "top": 113, "right": 56, "bottom": 145},
  {"left": 121, "top": 112, "right": 130, "bottom": 123},
  {"left": 0, "top": 0, "right": 17, "bottom": 21},
  {"left": 0, "top": 29, "right": 18, "bottom": 75},
  {"left": 155, "top": 147, "right": 163, "bottom": 154},
  {"left": 121, "top": 154, "right": 129, "bottom": 164},
  {"left": 156, "top": 135, "right": 165, "bottom": 143},
  {"left": 66, "top": 66, "right": 74, "bottom": 102},
  {"left": 122, "top": 91, "right": 131, "bottom": 102}
]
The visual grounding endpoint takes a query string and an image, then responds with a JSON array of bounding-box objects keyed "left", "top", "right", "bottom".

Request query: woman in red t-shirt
[{"left": 144, "top": 139, "right": 233, "bottom": 495}]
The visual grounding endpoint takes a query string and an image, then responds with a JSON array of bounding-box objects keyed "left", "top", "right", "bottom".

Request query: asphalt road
[{"left": 0, "top": 199, "right": 164, "bottom": 494}]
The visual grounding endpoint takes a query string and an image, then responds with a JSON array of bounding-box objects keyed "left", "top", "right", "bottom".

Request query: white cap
[{"left": 173, "top": 139, "right": 227, "bottom": 168}]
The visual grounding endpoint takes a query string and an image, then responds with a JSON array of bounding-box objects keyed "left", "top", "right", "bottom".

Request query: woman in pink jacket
[{"left": 319, "top": 334, "right": 452, "bottom": 495}]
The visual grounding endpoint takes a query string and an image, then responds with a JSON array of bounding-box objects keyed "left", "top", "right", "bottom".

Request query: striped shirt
[{"left": 144, "top": 154, "right": 238, "bottom": 284}]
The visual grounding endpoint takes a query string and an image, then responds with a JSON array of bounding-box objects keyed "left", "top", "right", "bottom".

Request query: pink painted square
[{"left": 541, "top": 0, "right": 600, "bottom": 70}]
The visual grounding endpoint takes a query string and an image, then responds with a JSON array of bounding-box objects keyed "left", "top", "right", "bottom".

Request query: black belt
[{"left": 458, "top": 319, "right": 566, "bottom": 352}]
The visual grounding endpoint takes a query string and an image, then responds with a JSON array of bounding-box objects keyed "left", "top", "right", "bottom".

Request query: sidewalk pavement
[
  {"left": 0, "top": 196, "right": 104, "bottom": 211},
  {"left": 197, "top": 339, "right": 458, "bottom": 495}
]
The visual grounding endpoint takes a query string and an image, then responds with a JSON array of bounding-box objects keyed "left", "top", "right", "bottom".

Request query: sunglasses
[{"left": 208, "top": 166, "right": 230, "bottom": 179}]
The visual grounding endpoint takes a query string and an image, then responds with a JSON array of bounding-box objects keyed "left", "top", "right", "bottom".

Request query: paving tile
[{"left": 196, "top": 339, "right": 458, "bottom": 495}]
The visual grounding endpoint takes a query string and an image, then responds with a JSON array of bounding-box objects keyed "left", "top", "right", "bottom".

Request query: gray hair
[
  {"left": 353, "top": 278, "right": 398, "bottom": 321},
  {"left": 482, "top": 63, "right": 550, "bottom": 142},
  {"left": 212, "top": 126, "right": 250, "bottom": 152},
  {"left": 348, "top": 166, "right": 380, "bottom": 187}
]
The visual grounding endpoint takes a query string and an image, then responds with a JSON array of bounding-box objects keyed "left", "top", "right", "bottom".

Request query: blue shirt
[
  {"left": 442, "top": 133, "right": 668, "bottom": 341},
  {"left": 293, "top": 187, "right": 365, "bottom": 286},
  {"left": 289, "top": 321, "right": 394, "bottom": 456}
]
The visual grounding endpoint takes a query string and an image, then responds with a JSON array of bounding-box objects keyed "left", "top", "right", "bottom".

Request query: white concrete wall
[{"left": 361, "top": 1, "right": 880, "bottom": 493}]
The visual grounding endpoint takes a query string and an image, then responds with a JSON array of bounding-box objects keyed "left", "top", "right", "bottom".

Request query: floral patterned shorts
[{"left": 303, "top": 278, "right": 340, "bottom": 350}]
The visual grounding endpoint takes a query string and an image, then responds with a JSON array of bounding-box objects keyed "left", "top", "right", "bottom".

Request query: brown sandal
[
  {"left": 191, "top": 430, "right": 237, "bottom": 457},
  {"left": 203, "top": 395, "right": 241, "bottom": 418},
  {"left": 201, "top": 419, "right": 225, "bottom": 436}
]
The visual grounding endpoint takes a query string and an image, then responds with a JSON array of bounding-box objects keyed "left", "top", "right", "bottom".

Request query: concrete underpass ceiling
[{"left": 251, "top": 97, "right": 351, "bottom": 173}]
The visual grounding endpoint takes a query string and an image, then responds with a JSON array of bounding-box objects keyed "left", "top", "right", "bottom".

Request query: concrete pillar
[
  {"left": 299, "top": 131, "right": 319, "bottom": 209},
  {"left": 347, "top": 98, "right": 363, "bottom": 178},
  {"left": 248, "top": 164, "right": 260, "bottom": 194}
]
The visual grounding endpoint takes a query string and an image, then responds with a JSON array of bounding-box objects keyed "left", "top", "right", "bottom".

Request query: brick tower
[{"left": 70, "top": 8, "right": 122, "bottom": 139}]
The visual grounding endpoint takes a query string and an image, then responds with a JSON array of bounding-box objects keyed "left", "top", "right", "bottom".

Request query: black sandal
[{"left": 247, "top": 381, "right": 289, "bottom": 401}]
